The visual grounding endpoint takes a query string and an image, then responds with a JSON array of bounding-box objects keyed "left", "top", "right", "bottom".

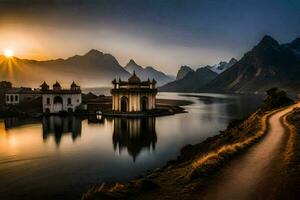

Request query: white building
[{"left": 41, "top": 81, "right": 82, "bottom": 113}]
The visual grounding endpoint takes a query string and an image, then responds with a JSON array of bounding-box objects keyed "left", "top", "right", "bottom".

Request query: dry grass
[{"left": 189, "top": 109, "right": 274, "bottom": 180}]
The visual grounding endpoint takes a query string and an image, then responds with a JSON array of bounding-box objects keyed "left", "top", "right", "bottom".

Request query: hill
[
  {"left": 124, "top": 59, "right": 174, "bottom": 86},
  {"left": 159, "top": 67, "right": 218, "bottom": 92},
  {"left": 0, "top": 49, "right": 130, "bottom": 87}
]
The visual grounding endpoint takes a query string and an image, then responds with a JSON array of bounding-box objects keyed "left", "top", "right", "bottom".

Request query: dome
[
  {"left": 53, "top": 81, "right": 61, "bottom": 89},
  {"left": 128, "top": 72, "right": 141, "bottom": 83},
  {"left": 40, "top": 81, "right": 49, "bottom": 91},
  {"left": 71, "top": 81, "right": 79, "bottom": 88},
  {"left": 40, "top": 81, "right": 49, "bottom": 88}
]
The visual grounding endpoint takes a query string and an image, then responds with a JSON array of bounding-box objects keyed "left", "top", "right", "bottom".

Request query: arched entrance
[
  {"left": 141, "top": 96, "right": 148, "bottom": 111},
  {"left": 120, "top": 96, "right": 128, "bottom": 112},
  {"left": 53, "top": 96, "right": 63, "bottom": 113}
]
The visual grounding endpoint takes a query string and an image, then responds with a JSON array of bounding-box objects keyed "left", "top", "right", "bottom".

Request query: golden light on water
[{"left": 4, "top": 49, "right": 14, "bottom": 58}]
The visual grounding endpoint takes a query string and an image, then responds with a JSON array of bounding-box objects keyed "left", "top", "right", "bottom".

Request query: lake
[{"left": 0, "top": 93, "right": 264, "bottom": 200}]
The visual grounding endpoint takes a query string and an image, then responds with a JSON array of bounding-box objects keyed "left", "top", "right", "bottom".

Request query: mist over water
[{"left": 0, "top": 93, "right": 263, "bottom": 200}]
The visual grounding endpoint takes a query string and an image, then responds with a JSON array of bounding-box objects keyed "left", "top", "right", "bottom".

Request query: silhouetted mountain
[
  {"left": 200, "top": 35, "right": 300, "bottom": 93},
  {"left": 0, "top": 49, "right": 130, "bottom": 87},
  {"left": 124, "top": 59, "right": 174, "bottom": 86},
  {"left": 208, "top": 58, "right": 237, "bottom": 74},
  {"left": 159, "top": 67, "right": 218, "bottom": 92},
  {"left": 176, "top": 65, "right": 194, "bottom": 80}
]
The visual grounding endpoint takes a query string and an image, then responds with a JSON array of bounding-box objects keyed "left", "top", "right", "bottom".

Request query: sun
[{"left": 4, "top": 49, "right": 14, "bottom": 58}]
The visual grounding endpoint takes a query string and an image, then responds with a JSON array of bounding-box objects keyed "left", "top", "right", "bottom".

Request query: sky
[{"left": 0, "top": 0, "right": 300, "bottom": 75}]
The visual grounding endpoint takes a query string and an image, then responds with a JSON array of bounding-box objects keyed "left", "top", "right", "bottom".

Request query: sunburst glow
[{"left": 4, "top": 49, "right": 13, "bottom": 58}]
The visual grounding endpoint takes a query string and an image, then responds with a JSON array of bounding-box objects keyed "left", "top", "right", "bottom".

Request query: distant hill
[
  {"left": 124, "top": 59, "right": 174, "bottom": 86},
  {"left": 176, "top": 65, "right": 194, "bottom": 80},
  {"left": 208, "top": 58, "right": 237, "bottom": 74},
  {"left": 200, "top": 35, "right": 300, "bottom": 93},
  {"left": 0, "top": 49, "right": 130, "bottom": 87},
  {"left": 159, "top": 67, "right": 218, "bottom": 92}
]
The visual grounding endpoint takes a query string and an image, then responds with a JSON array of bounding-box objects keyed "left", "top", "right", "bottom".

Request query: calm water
[{"left": 0, "top": 93, "right": 264, "bottom": 200}]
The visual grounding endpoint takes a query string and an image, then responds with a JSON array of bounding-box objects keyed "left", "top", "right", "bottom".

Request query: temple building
[
  {"left": 41, "top": 81, "right": 82, "bottom": 113},
  {"left": 111, "top": 73, "right": 157, "bottom": 112}
]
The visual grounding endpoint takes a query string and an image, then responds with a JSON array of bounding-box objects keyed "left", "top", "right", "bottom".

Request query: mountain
[
  {"left": 124, "top": 59, "right": 174, "bottom": 86},
  {"left": 0, "top": 49, "right": 131, "bottom": 87},
  {"left": 159, "top": 67, "right": 218, "bottom": 92},
  {"left": 200, "top": 35, "right": 300, "bottom": 93},
  {"left": 176, "top": 65, "right": 194, "bottom": 80},
  {"left": 208, "top": 58, "right": 237, "bottom": 74}
]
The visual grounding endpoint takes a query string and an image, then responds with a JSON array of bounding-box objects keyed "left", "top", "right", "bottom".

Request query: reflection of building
[
  {"left": 41, "top": 81, "right": 82, "bottom": 113},
  {"left": 111, "top": 73, "right": 157, "bottom": 112},
  {"left": 42, "top": 116, "right": 82, "bottom": 145},
  {"left": 113, "top": 118, "right": 157, "bottom": 161},
  {"left": 4, "top": 117, "right": 41, "bottom": 130}
]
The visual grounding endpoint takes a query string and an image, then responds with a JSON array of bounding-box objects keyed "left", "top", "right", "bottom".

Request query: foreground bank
[{"left": 82, "top": 89, "right": 299, "bottom": 200}]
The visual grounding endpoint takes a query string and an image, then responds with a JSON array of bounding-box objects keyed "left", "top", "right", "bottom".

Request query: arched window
[
  {"left": 120, "top": 96, "right": 128, "bottom": 112},
  {"left": 54, "top": 96, "right": 63, "bottom": 104},
  {"left": 141, "top": 96, "right": 148, "bottom": 111},
  {"left": 10, "top": 95, "right": 13, "bottom": 102},
  {"left": 68, "top": 98, "right": 72, "bottom": 105},
  {"left": 15, "top": 95, "right": 18, "bottom": 101},
  {"left": 47, "top": 98, "right": 50, "bottom": 104}
]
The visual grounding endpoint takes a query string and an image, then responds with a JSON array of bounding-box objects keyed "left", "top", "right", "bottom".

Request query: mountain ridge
[
  {"left": 199, "top": 35, "right": 300, "bottom": 93},
  {"left": 159, "top": 67, "right": 218, "bottom": 92},
  {"left": 0, "top": 49, "right": 131, "bottom": 87},
  {"left": 124, "top": 59, "right": 174, "bottom": 86}
]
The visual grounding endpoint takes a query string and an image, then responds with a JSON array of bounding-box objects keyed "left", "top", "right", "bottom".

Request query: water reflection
[
  {"left": 113, "top": 118, "right": 157, "bottom": 161},
  {"left": 0, "top": 93, "right": 265, "bottom": 200},
  {"left": 87, "top": 115, "right": 105, "bottom": 124},
  {"left": 42, "top": 116, "right": 82, "bottom": 145},
  {"left": 4, "top": 117, "right": 41, "bottom": 130}
]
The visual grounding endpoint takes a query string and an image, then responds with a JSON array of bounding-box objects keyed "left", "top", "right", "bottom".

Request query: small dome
[
  {"left": 40, "top": 81, "right": 49, "bottom": 88},
  {"left": 71, "top": 81, "right": 79, "bottom": 88},
  {"left": 53, "top": 81, "right": 61, "bottom": 88},
  {"left": 128, "top": 72, "right": 141, "bottom": 83}
]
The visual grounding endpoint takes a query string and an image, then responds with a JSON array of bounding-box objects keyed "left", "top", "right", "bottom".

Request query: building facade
[
  {"left": 5, "top": 87, "right": 41, "bottom": 105},
  {"left": 111, "top": 73, "right": 157, "bottom": 112},
  {"left": 41, "top": 81, "right": 82, "bottom": 113}
]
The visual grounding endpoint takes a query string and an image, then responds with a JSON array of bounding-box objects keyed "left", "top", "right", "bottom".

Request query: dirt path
[{"left": 200, "top": 103, "right": 300, "bottom": 200}]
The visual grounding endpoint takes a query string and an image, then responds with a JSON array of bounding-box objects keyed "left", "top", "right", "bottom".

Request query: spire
[
  {"left": 40, "top": 81, "right": 49, "bottom": 91},
  {"left": 53, "top": 81, "right": 61, "bottom": 91}
]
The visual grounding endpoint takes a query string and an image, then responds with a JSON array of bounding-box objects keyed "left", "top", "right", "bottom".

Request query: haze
[{"left": 0, "top": 0, "right": 300, "bottom": 74}]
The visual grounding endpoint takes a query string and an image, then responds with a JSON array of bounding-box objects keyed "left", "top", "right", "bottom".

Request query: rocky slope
[
  {"left": 176, "top": 65, "right": 194, "bottom": 80},
  {"left": 200, "top": 35, "right": 300, "bottom": 93}
]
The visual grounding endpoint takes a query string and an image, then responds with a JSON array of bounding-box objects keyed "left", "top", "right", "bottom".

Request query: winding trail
[{"left": 200, "top": 103, "right": 300, "bottom": 200}]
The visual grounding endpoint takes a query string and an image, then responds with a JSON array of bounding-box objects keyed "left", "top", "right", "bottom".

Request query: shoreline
[
  {"left": 81, "top": 103, "right": 298, "bottom": 200},
  {"left": 0, "top": 98, "right": 193, "bottom": 119}
]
